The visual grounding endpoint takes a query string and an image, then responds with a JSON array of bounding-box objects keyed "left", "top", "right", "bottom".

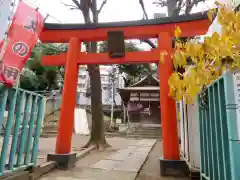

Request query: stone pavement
[
  {"left": 40, "top": 138, "right": 157, "bottom": 180},
  {"left": 0, "top": 134, "right": 90, "bottom": 166},
  {"left": 36, "top": 134, "right": 89, "bottom": 164}
]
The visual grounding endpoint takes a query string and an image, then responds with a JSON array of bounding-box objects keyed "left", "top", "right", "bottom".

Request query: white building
[{"left": 76, "top": 65, "right": 125, "bottom": 107}]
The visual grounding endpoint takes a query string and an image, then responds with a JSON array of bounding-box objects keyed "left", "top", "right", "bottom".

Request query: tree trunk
[
  {"left": 82, "top": 0, "right": 109, "bottom": 149},
  {"left": 83, "top": 64, "right": 109, "bottom": 149},
  {"left": 167, "top": 0, "right": 180, "bottom": 17}
]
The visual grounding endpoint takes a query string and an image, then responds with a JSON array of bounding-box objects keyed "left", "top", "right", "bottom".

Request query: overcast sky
[
  {"left": 27, "top": 0, "right": 214, "bottom": 24},
  {"left": 22, "top": 0, "right": 215, "bottom": 50}
]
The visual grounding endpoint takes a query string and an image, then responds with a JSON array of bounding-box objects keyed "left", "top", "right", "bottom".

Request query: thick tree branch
[
  {"left": 185, "top": 0, "right": 205, "bottom": 14},
  {"left": 154, "top": 0, "right": 205, "bottom": 15},
  {"left": 138, "top": 0, "right": 157, "bottom": 48},
  {"left": 153, "top": 0, "right": 169, "bottom": 7},
  {"left": 71, "top": 0, "right": 83, "bottom": 10},
  {"left": 61, "top": 2, "right": 77, "bottom": 8},
  {"left": 142, "top": 39, "right": 156, "bottom": 48},
  {"left": 97, "top": 0, "right": 107, "bottom": 15},
  {"left": 139, "top": 0, "right": 148, "bottom": 19}
]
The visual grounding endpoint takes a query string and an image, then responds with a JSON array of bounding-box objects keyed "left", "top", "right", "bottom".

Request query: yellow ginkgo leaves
[
  {"left": 174, "top": 26, "right": 182, "bottom": 38},
  {"left": 160, "top": 51, "right": 168, "bottom": 64},
  {"left": 166, "top": 1, "right": 240, "bottom": 103},
  {"left": 173, "top": 50, "right": 187, "bottom": 68},
  {"left": 168, "top": 72, "right": 183, "bottom": 101}
]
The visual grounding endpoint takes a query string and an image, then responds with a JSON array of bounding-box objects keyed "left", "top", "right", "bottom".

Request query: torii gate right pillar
[{"left": 158, "top": 32, "right": 188, "bottom": 176}]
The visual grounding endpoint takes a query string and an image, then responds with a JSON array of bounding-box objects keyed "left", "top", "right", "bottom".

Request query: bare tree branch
[
  {"left": 61, "top": 2, "right": 78, "bottom": 9},
  {"left": 77, "top": 0, "right": 91, "bottom": 23},
  {"left": 72, "top": 0, "right": 83, "bottom": 10},
  {"left": 153, "top": 0, "right": 205, "bottom": 15},
  {"left": 185, "top": 0, "right": 205, "bottom": 14},
  {"left": 142, "top": 39, "right": 156, "bottom": 48},
  {"left": 97, "top": 0, "right": 107, "bottom": 15},
  {"left": 138, "top": 0, "right": 157, "bottom": 48},
  {"left": 139, "top": 0, "right": 148, "bottom": 19},
  {"left": 153, "top": 0, "right": 168, "bottom": 7}
]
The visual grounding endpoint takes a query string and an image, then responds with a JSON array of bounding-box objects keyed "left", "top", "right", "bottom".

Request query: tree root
[{"left": 82, "top": 137, "right": 111, "bottom": 150}]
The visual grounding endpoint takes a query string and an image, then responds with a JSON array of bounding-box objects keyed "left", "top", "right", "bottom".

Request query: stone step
[
  {"left": 128, "top": 130, "right": 161, "bottom": 134},
  {"left": 127, "top": 135, "right": 160, "bottom": 139},
  {"left": 105, "top": 132, "right": 161, "bottom": 139},
  {"left": 133, "top": 126, "right": 161, "bottom": 129},
  {"left": 127, "top": 133, "right": 161, "bottom": 137},
  {"left": 133, "top": 127, "right": 161, "bottom": 130},
  {"left": 127, "top": 133, "right": 162, "bottom": 137},
  {"left": 128, "top": 128, "right": 161, "bottom": 136},
  {"left": 43, "top": 125, "right": 58, "bottom": 130},
  {"left": 42, "top": 131, "right": 58, "bottom": 134}
]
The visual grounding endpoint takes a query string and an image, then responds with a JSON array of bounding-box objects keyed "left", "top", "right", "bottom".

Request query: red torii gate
[{"left": 40, "top": 12, "right": 210, "bottom": 174}]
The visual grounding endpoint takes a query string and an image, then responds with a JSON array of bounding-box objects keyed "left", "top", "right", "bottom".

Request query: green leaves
[{"left": 19, "top": 44, "right": 67, "bottom": 91}]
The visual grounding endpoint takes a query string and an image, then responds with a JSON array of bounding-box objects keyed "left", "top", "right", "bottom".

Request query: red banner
[
  {"left": 0, "top": 1, "right": 44, "bottom": 87},
  {"left": 0, "top": 40, "right": 3, "bottom": 52}
]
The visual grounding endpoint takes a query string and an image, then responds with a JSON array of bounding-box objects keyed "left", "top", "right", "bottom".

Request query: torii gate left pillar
[{"left": 47, "top": 37, "right": 81, "bottom": 169}]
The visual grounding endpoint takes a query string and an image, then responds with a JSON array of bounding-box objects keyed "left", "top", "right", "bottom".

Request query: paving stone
[
  {"left": 39, "top": 137, "right": 157, "bottom": 180},
  {"left": 129, "top": 154, "right": 147, "bottom": 162},
  {"left": 106, "top": 152, "right": 130, "bottom": 161},
  {"left": 128, "top": 155, "right": 146, "bottom": 164},
  {"left": 113, "top": 161, "right": 141, "bottom": 173},
  {"left": 126, "top": 145, "right": 137, "bottom": 152},
  {"left": 91, "top": 160, "right": 122, "bottom": 170},
  {"left": 136, "top": 139, "right": 156, "bottom": 147},
  {"left": 41, "top": 168, "right": 137, "bottom": 180},
  {"left": 134, "top": 146, "right": 152, "bottom": 153},
  {"left": 113, "top": 154, "right": 148, "bottom": 173}
]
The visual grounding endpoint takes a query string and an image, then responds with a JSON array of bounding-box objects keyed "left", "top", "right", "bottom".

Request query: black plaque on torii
[{"left": 107, "top": 31, "right": 125, "bottom": 58}]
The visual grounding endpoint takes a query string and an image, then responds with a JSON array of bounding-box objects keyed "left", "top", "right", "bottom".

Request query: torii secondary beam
[{"left": 42, "top": 50, "right": 160, "bottom": 66}]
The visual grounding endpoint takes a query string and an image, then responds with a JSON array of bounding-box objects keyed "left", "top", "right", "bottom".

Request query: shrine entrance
[
  {"left": 40, "top": 12, "right": 210, "bottom": 174},
  {"left": 118, "top": 74, "right": 161, "bottom": 125}
]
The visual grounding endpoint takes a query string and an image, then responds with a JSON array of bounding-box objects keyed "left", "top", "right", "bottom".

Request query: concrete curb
[
  {"left": 133, "top": 140, "right": 158, "bottom": 179},
  {"left": 29, "top": 146, "right": 95, "bottom": 180},
  {"left": 105, "top": 133, "right": 162, "bottom": 140}
]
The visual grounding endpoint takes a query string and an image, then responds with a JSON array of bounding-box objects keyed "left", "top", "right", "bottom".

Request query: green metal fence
[
  {"left": 198, "top": 71, "right": 240, "bottom": 180},
  {"left": 0, "top": 86, "right": 45, "bottom": 176}
]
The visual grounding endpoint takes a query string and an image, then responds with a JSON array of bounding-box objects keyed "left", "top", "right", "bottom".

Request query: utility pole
[{"left": 110, "top": 65, "right": 116, "bottom": 126}]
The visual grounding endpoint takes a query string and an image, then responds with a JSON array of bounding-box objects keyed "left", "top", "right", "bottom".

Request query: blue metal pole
[
  {"left": 0, "top": 88, "right": 9, "bottom": 133},
  {"left": 0, "top": 89, "right": 17, "bottom": 173},
  {"left": 8, "top": 91, "right": 26, "bottom": 170},
  {"left": 24, "top": 96, "right": 38, "bottom": 165},
  {"left": 31, "top": 97, "right": 45, "bottom": 165},
  {"left": 16, "top": 94, "right": 32, "bottom": 166},
  {"left": 218, "top": 79, "right": 231, "bottom": 179}
]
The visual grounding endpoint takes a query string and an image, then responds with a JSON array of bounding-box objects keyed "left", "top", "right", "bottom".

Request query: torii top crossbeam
[
  {"left": 40, "top": 11, "right": 210, "bottom": 66},
  {"left": 40, "top": 11, "right": 210, "bottom": 43}
]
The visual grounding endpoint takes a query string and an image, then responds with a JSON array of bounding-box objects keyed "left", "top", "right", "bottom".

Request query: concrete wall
[
  {"left": 44, "top": 97, "right": 61, "bottom": 124},
  {"left": 179, "top": 99, "right": 200, "bottom": 171}
]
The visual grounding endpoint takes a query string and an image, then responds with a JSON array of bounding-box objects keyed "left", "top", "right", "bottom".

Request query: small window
[
  {"left": 79, "top": 75, "right": 86, "bottom": 79},
  {"left": 101, "top": 75, "right": 106, "bottom": 81},
  {"left": 79, "top": 84, "right": 84, "bottom": 88}
]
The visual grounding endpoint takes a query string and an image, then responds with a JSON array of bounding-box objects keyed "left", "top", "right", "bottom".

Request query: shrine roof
[
  {"left": 130, "top": 75, "right": 159, "bottom": 87},
  {"left": 118, "top": 86, "right": 159, "bottom": 92}
]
